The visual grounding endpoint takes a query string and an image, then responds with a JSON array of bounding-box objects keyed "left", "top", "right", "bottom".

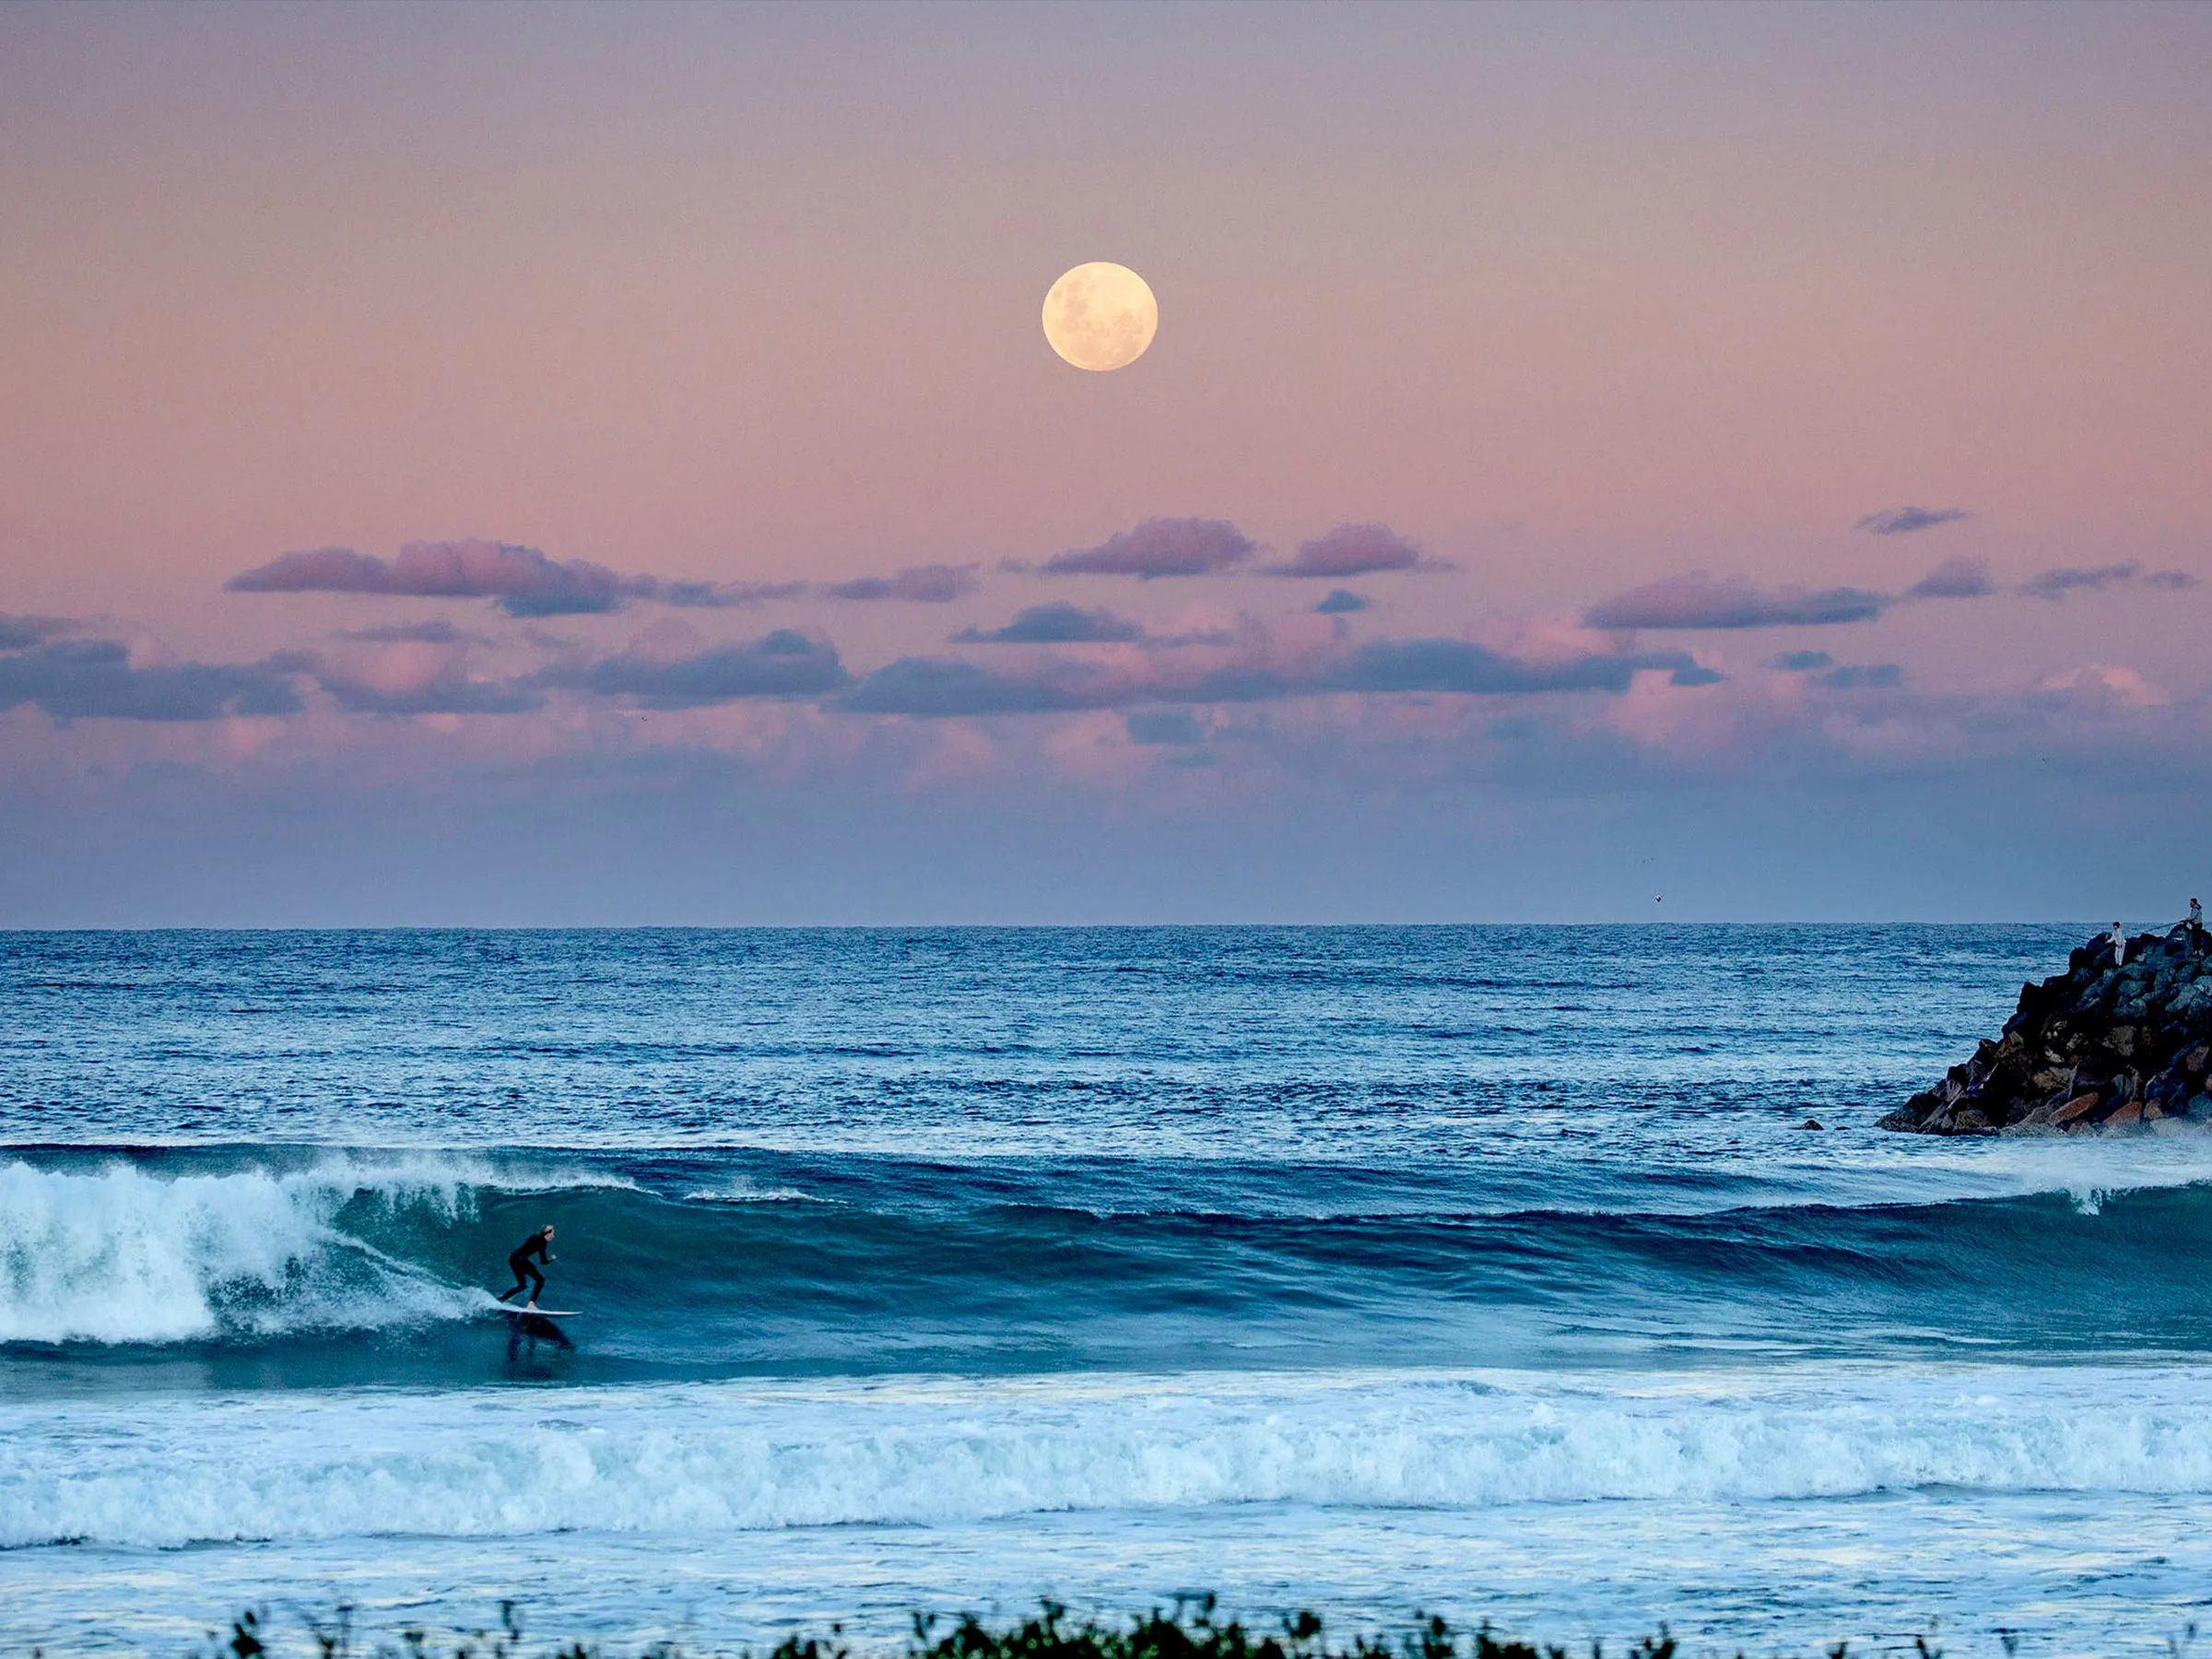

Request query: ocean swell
[{"left": 15, "top": 1148, "right": 2212, "bottom": 1363}]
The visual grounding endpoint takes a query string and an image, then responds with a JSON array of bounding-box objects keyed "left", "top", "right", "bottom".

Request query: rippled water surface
[{"left": 6, "top": 926, "right": 2208, "bottom": 1656}]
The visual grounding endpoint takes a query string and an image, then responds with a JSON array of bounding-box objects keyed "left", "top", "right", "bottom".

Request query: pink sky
[{"left": 1, "top": 2, "right": 2207, "bottom": 923}]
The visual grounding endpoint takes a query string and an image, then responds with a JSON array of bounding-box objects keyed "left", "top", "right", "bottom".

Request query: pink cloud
[
  {"left": 229, "top": 540, "right": 631, "bottom": 616},
  {"left": 573, "top": 629, "right": 850, "bottom": 708},
  {"left": 841, "top": 614, "right": 1709, "bottom": 717},
  {"left": 1262, "top": 523, "right": 1424, "bottom": 578},
  {"left": 2036, "top": 664, "right": 2170, "bottom": 708},
  {"left": 953, "top": 603, "right": 1145, "bottom": 644},
  {"left": 0, "top": 613, "right": 83, "bottom": 652},
  {"left": 1902, "top": 556, "right": 1994, "bottom": 600},
  {"left": 227, "top": 542, "right": 814, "bottom": 619},
  {"left": 318, "top": 630, "right": 542, "bottom": 714},
  {"left": 229, "top": 540, "right": 969, "bottom": 615},
  {"left": 2016, "top": 562, "right": 2197, "bottom": 601},
  {"left": 821, "top": 564, "right": 980, "bottom": 603},
  {"left": 1042, "top": 518, "right": 1255, "bottom": 579},
  {"left": 1857, "top": 506, "right": 1971, "bottom": 535},
  {"left": 0, "top": 638, "right": 306, "bottom": 722},
  {"left": 1584, "top": 571, "right": 1888, "bottom": 629}
]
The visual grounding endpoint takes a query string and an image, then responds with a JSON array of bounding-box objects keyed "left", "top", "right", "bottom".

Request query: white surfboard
[{"left": 492, "top": 1304, "right": 579, "bottom": 1318}]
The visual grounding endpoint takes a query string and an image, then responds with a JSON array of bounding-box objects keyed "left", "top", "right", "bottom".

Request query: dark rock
[
  {"left": 2052, "top": 1091, "right": 2101, "bottom": 1125},
  {"left": 1877, "top": 1096, "right": 1935, "bottom": 1131},
  {"left": 1800, "top": 1118, "right": 1824, "bottom": 1130},
  {"left": 1886, "top": 926, "right": 2212, "bottom": 1135}
]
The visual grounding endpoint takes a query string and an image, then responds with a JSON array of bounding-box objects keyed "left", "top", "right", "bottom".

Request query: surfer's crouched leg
[{"left": 500, "top": 1257, "right": 544, "bottom": 1303}]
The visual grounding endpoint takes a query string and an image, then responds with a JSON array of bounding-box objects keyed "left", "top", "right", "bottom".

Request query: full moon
[{"left": 1041, "top": 262, "right": 1158, "bottom": 371}]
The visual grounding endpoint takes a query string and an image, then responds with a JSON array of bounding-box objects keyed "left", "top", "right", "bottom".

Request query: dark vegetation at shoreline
[{"left": 128, "top": 1599, "right": 1949, "bottom": 1659}]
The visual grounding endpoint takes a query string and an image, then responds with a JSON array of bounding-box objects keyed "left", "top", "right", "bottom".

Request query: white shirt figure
[
  {"left": 2192, "top": 898, "right": 2203, "bottom": 931},
  {"left": 2112, "top": 922, "right": 2126, "bottom": 966}
]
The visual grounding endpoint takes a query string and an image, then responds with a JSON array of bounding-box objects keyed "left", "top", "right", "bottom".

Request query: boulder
[
  {"left": 1885, "top": 927, "right": 2212, "bottom": 1135},
  {"left": 2147, "top": 1068, "right": 2190, "bottom": 1109},
  {"left": 2051, "top": 1092, "right": 2101, "bottom": 1125}
]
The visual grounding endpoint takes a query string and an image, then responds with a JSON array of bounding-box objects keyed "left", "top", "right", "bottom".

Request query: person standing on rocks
[
  {"left": 2190, "top": 898, "right": 2204, "bottom": 947},
  {"left": 2112, "top": 921, "right": 2127, "bottom": 967}
]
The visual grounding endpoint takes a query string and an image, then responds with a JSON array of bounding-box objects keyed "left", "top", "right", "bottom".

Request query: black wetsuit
[{"left": 503, "top": 1233, "right": 551, "bottom": 1303}]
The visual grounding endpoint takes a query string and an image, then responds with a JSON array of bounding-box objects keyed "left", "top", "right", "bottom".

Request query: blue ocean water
[{"left": 7, "top": 925, "right": 2212, "bottom": 1656}]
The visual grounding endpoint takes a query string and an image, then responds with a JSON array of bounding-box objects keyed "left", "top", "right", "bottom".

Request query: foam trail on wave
[
  {"left": 0, "top": 1158, "right": 495, "bottom": 1345},
  {"left": 681, "top": 1178, "right": 820, "bottom": 1205},
  {"left": 10, "top": 1367, "right": 2212, "bottom": 1549}
]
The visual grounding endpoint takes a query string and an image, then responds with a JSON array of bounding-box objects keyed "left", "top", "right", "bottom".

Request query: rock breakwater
[{"left": 1881, "top": 926, "right": 2212, "bottom": 1135}]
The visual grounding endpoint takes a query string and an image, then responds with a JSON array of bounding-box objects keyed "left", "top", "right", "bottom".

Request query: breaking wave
[
  {"left": 0, "top": 1155, "right": 618, "bottom": 1345},
  {"left": 7, "top": 1367, "right": 2212, "bottom": 1549},
  {"left": 12, "top": 1145, "right": 2212, "bottom": 1366}
]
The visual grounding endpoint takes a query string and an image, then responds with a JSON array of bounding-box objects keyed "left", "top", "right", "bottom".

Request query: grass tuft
[{"left": 162, "top": 1600, "right": 1948, "bottom": 1659}]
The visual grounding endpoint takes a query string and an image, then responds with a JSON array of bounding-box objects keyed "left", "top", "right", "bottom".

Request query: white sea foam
[
  {"left": 681, "top": 1178, "right": 819, "bottom": 1205},
  {"left": 7, "top": 1366, "right": 2212, "bottom": 1550},
  {"left": 0, "top": 1157, "right": 502, "bottom": 1345}
]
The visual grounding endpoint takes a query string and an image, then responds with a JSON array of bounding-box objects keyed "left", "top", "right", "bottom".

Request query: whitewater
[{"left": 6, "top": 925, "right": 2212, "bottom": 1656}]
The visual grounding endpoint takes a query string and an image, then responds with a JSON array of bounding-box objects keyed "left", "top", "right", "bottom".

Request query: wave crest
[{"left": 0, "top": 1158, "right": 493, "bottom": 1345}]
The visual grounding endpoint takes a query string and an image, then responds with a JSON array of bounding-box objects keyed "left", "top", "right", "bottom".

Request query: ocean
[{"left": 6, "top": 924, "right": 2212, "bottom": 1657}]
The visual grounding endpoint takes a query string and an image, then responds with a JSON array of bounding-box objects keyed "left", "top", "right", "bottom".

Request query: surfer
[{"left": 499, "top": 1225, "right": 556, "bottom": 1310}]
